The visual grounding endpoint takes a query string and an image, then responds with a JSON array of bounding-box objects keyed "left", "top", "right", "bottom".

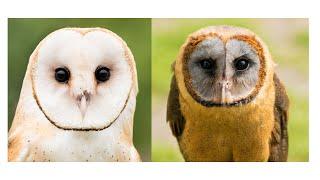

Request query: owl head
[
  {"left": 28, "top": 28, "right": 138, "bottom": 130},
  {"left": 175, "top": 25, "right": 275, "bottom": 107}
]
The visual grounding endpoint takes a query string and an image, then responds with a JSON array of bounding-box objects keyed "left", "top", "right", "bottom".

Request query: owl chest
[
  {"left": 179, "top": 103, "right": 274, "bottom": 161},
  {"left": 28, "top": 130, "right": 132, "bottom": 162}
]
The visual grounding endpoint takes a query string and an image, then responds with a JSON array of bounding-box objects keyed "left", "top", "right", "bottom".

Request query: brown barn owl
[
  {"left": 167, "top": 25, "right": 289, "bottom": 162},
  {"left": 9, "top": 27, "right": 141, "bottom": 162}
]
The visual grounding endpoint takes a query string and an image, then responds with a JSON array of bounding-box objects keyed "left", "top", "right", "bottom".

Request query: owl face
[
  {"left": 31, "top": 28, "right": 135, "bottom": 130},
  {"left": 181, "top": 26, "right": 266, "bottom": 106}
]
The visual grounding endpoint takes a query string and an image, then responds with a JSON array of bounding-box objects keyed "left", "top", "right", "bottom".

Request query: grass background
[
  {"left": 152, "top": 18, "right": 309, "bottom": 162},
  {"left": 8, "top": 18, "right": 151, "bottom": 161}
]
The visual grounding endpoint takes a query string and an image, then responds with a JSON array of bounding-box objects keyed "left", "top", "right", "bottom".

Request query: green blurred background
[
  {"left": 8, "top": 18, "right": 151, "bottom": 161},
  {"left": 7, "top": 18, "right": 309, "bottom": 162},
  {"left": 152, "top": 19, "right": 309, "bottom": 162}
]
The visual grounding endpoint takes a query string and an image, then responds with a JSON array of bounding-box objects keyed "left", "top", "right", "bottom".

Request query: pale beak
[
  {"left": 219, "top": 80, "right": 232, "bottom": 104},
  {"left": 77, "top": 91, "right": 90, "bottom": 118}
]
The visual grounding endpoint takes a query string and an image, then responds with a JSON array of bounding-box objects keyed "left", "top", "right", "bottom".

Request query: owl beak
[
  {"left": 77, "top": 91, "right": 90, "bottom": 118},
  {"left": 219, "top": 81, "right": 232, "bottom": 104}
]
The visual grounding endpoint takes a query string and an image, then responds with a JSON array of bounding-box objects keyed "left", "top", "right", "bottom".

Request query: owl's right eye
[
  {"left": 95, "top": 66, "right": 111, "bottom": 83},
  {"left": 199, "top": 59, "right": 214, "bottom": 70},
  {"left": 55, "top": 67, "right": 70, "bottom": 83}
]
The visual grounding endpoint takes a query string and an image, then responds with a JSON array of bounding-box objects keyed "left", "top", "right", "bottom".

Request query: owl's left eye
[
  {"left": 234, "top": 57, "right": 250, "bottom": 71},
  {"left": 95, "top": 66, "right": 111, "bottom": 83}
]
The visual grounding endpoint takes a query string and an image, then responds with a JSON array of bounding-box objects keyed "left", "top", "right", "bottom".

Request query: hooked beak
[
  {"left": 219, "top": 80, "right": 232, "bottom": 104},
  {"left": 76, "top": 91, "right": 90, "bottom": 118}
]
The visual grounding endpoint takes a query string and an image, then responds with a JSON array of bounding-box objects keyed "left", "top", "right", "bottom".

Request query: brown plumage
[
  {"left": 268, "top": 74, "right": 289, "bottom": 161},
  {"left": 167, "top": 25, "right": 289, "bottom": 162},
  {"left": 167, "top": 74, "right": 289, "bottom": 161}
]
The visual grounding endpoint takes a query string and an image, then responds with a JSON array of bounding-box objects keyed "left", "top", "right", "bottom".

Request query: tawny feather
[{"left": 168, "top": 25, "right": 289, "bottom": 162}]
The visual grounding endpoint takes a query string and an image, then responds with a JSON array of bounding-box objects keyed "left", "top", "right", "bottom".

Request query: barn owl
[
  {"left": 9, "top": 27, "right": 141, "bottom": 162},
  {"left": 167, "top": 25, "right": 289, "bottom": 161}
]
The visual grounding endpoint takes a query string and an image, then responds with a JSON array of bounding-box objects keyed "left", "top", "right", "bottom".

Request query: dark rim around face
[
  {"left": 30, "top": 50, "right": 132, "bottom": 132},
  {"left": 181, "top": 33, "right": 267, "bottom": 107}
]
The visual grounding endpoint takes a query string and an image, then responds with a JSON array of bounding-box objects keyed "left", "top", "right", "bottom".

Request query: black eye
[
  {"left": 199, "top": 59, "right": 214, "bottom": 70},
  {"left": 234, "top": 57, "right": 250, "bottom": 71},
  {"left": 95, "top": 66, "right": 110, "bottom": 82},
  {"left": 55, "top": 67, "right": 70, "bottom": 83}
]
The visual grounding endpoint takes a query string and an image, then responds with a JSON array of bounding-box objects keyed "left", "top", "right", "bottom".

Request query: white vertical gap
[{"left": 0, "top": 17, "right": 8, "bottom": 163}]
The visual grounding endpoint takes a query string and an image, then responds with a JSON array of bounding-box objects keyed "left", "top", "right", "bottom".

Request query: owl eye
[
  {"left": 234, "top": 57, "right": 250, "bottom": 71},
  {"left": 199, "top": 59, "right": 214, "bottom": 70},
  {"left": 55, "top": 67, "right": 70, "bottom": 83},
  {"left": 95, "top": 66, "right": 111, "bottom": 82}
]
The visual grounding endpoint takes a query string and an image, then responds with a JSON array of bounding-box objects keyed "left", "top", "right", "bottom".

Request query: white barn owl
[{"left": 9, "top": 27, "right": 141, "bottom": 162}]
